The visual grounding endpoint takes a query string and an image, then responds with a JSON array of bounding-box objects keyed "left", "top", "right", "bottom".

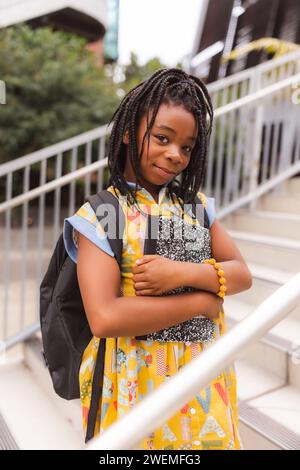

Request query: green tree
[
  {"left": 0, "top": 24, "right": 184, "bottom": 165},
  {"left": 0, "top": 24, "right": 121, "bottom": 163},
  {"left": 120, "top": 51, "right": 182, "bottom": 94}
]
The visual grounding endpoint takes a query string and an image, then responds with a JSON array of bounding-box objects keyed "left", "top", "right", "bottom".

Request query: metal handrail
[
  {"left": 1, "top": 72, "right": 299, "bottom": 214},
  {"left": 1, "top": 49, "right": 299, "bottom": 179},
  {"left": 207, "top": 49, "right": 300, "bottom": 92},
  {"left": 214, "top": 72, "right": 300, "bottom": 117},
  {"left": 0, "top": 159, "right": 108, "bottom": 212},
  {"left": 85, "top": 272, "right": 300, "bottom": 450},
  {"left": 0, "top": 123, "right": 111, "bottom": 177}
]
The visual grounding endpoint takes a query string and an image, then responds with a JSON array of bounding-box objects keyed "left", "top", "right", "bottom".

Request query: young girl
[{"left": 63, "top": 68, "right": 252, "bottom": 450}]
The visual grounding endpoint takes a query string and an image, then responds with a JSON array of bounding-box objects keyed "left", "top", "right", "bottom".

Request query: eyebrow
[{"left": 155, "top": 124, "right": 196, "bottom": 142}]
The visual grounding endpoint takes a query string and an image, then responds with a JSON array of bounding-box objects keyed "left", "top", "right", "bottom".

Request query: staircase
[
  {"left": 1, "top": 49, "right": 300, "bottom": 449},
  {"left": 0, "top": 335, "right": 83, "bottom": 450},
  {"left": 222, "top": 176, "right": 300, "bottom": 450},
  {"left": 1, "top": 181, "right": 299, "bottom": 450},
  {"left": 0, "top": 182, "right": 299, "bottom": 450}
]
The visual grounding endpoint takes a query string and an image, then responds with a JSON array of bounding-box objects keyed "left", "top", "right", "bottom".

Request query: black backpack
[
  {"left": 39, "top": 188, "right": 209, "bottom": 443},
  {"left": 39, "top": 189, "right": 125, "bottom": 443}
]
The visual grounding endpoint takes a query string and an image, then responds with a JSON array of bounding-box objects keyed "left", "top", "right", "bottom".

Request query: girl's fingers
[
  {"left": 135, "top": 289, "right": 155, "bottom": 296},
  {"left": 136, "top": 255, "right": 158, "bottom": 265},
  {"left": 132, "top": 273, "right": 145, "bottom": 282},
  {"left": 132, "top": 265, "right": 145, "bottom": 275},
  {"left": 134, "top": 282, "right": 150, "bottom": 291}
]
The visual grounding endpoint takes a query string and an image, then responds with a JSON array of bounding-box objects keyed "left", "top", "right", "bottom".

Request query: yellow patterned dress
[{"left": 63, "top": 182, "right": 243, "bottom": 450}]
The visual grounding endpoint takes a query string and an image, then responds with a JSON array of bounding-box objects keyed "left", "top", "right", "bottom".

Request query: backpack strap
[
  {"left": 86, "top": 190, "right": 125, "bottom": 268},
  {"left": 193, "top": 193, "right": 210, "bottom": 229},
  {"left": 84, "top": 189, "right": 125, "bottom": 443},
  {"left": 84, "top": 337, "right": 106, "bottom": 443}
]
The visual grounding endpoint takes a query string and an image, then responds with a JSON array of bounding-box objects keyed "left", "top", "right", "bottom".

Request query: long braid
[{"left": 107, "top": 67, "right": 214, "bottom": 207}]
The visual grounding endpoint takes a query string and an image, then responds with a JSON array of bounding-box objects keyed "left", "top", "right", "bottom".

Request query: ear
[{"left": 122, "top": 129, "right": 129, "bottom": 145}]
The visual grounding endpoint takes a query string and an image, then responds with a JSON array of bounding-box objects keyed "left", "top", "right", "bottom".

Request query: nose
[{"left": 165, "top": 146, "right": 182, "bottom": 164}]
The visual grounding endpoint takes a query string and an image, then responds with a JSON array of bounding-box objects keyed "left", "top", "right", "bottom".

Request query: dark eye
[
  {"left": 184, "top": 145, "right": 193, "bottom": 153},
  {"left": 155, "top": 135, "right": 193, "bottom": 154},
  {"left": 155, "top": 134, "right": 169, "bottom": 143}
]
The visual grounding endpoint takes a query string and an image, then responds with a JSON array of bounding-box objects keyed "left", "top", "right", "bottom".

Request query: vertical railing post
[
  {"left": 97, "top": 137, "right": 106, "bottom": 193},
  {"left": 247, "top": 105, "right": 264, "bottom": 211},
  {"left": 84, "top": 142, "right": 92, "bottom": 198},
  {"left": 3, "top": 172, "right": 12, "bottom": 340},
  {"left": 20, "top": 165, "right": 30, "bottom": 329},
  {"left": 53, "top": 153, "right": 63, "bottom": 245},
  {"left": 69, "top": 147, "right": 78, "bottom": 216}
]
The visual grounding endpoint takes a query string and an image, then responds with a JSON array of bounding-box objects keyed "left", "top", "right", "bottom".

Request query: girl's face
[{"left": 123, "top": 103, "right": 197, "bottom": 201}]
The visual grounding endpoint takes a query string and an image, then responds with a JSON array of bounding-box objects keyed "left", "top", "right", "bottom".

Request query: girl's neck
[{"left": 123, "top": 172, "right": 166, "bottom": 204}]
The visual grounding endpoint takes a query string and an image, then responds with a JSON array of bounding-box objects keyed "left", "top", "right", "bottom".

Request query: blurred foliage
[
  {"left": 120, "top": 51, "right": 183, "bottom": 94},
  {"left": 0, "top": 24, "right": 121, "bottom": 163},
  {"left": 0, "top": 26, "right": 138, "bottom": 162},
  {"left": 0, "top": 24, "right": 182, "bottom": 165}
]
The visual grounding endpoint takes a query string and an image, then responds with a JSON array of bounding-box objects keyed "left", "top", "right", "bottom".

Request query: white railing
[
  {"left": 0, "top": 67, "right": 299, "bottom": 349},
  {"left": 211, "top": 72, "right": 300, "bottom": 217},
  {"left": 85, "top": 272, "right": 300, "bottom": 450},
  {"left": 204, "top": 51, "right": 300, "bottom": 211},
  {"left": 0, "top": 124, "right": 111, "bottom": 347},
  {"left": 207, "top": 50, "right": 300, "bottom": 105}
]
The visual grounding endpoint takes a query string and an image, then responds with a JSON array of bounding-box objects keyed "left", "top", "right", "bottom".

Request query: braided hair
[{"left": 107, "top": 67, "right": 213, "bottom": 207}]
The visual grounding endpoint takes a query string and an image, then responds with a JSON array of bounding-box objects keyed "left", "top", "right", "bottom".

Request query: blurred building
[
  {"left": 103, "top": 0, "right": 120, "bottom": 63},
  {"left": 0, "top": 0, "right": 119, "bottom": 65},
  {"left": 189, "top": 0, "right": 300, "bottom": 82}
]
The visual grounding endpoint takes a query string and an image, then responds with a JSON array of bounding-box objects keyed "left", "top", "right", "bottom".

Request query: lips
[{"left": 154, "top": 165, "right": 176, "bottom": 175}]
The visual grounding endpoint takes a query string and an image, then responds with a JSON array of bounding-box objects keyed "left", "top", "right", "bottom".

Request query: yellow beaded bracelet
[{"left": 202, "top": 258, "right": 227, "bottom": 298}]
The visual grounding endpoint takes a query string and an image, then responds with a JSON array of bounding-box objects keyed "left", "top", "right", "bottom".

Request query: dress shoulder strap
[{"left": 196, "top": 191, "right": 207, "bottom": 209}]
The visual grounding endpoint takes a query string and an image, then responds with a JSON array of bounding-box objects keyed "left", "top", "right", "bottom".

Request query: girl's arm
[
  {"left": 76, "top": 232, "right": 223, "bottom": 338},
  {"left": 133, "top": 220, "right": 253, "bottom": 296},
  {"left": 180, "top": 219, "right": 253, "bottom": 295}
]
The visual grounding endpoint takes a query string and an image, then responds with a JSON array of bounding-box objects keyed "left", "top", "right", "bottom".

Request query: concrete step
[
  {"left": 223, "top": 210, "right": 300, "bottom": 241},
  {"left": 0, "top": 280, "right": 39, "bottom": 339},
  {"left": 0, "top": 339, "right": 83, "bottom": 450},
  {"left": 224, "top": 296, "right": 300, "bottom": 391},
  {"left": 236, "top": 359, "right": 300, "bottom": 449},
  {"left": 0, "top": 411, "right": 18, "bottom": 450},
  {"left": 279, "top": 177, "right": 300, "bottom": 196},
  {"left": 235, "top": 264, "right": 300, "bottom": 320},
  {"left": 227, "top": 230, "right": 300, "bottom": 273},
  {"left": 23, "top": 335, "right": 83, "bottom": 438},
  {"left": 256, "top": 193, "right": 300, "bottom": 214},
  {"left": 2, "top": 331, "right": 299, "bottom": 450},
  {"left": 238, "top": 275, "right": 300, "bottom": 321}
]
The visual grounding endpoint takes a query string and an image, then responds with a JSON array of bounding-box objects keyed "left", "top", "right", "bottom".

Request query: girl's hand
[
  {"left": 132, "top": 255, "right": 181, "bottom": 296},
  {"left": 191, "top": 291, "right": 224, "bottom": 320},
  {"left": 209, "top": 294, "right": 224, "bottom": 319}
]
